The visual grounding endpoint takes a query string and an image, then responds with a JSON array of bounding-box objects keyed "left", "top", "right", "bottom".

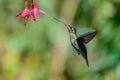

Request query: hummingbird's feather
[
  {"left": 70, "top": 39, "right": 80, "bottom": 54},
  {"left": 78, "top": 30, "right": 97, "bottom": 44},
  {"left": 76, "top": 38, "right": 89, "bottom": 67},
  {"left": 76, "top": 30, "right": 97, "bottom": 67},
  {"left": 69, "top": 33, "right": 80, "bottom": 54}
]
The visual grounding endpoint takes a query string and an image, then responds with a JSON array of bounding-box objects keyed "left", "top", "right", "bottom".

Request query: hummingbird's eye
[{"left": 68, "top": 25, "right": 76, "bottom": 33}]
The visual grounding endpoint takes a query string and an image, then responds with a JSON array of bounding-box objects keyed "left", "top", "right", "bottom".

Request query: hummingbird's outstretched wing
[
  {"left": 77, "top": 30, "right": 97, "bottom": 44},
  {"left": 77, "top": 38, "right": 89, "bottom": 67}
]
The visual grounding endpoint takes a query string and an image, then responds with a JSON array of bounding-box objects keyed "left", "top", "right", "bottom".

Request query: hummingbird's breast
[
  {"left": 70, "top": 33, "right": 77, "bottom": 42},
  {"left": 69, "top": 33, "right": 80, "bottom": 52}
]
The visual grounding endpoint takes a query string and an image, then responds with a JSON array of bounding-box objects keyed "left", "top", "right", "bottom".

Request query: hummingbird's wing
[
  {"left": 76, "top": 38, "right": 89, "bottom": 67},
  {"left": 77, "top": 30, "right": 97, "bottom": 44}
]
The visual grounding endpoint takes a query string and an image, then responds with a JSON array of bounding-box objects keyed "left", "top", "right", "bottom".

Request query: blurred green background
[{"left": 0, "top": 0, "right": 120, "bottom": 80}]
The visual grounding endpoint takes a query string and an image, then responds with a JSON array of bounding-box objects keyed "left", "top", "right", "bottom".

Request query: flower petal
[
  {"left": 38, "top": 10, "right": 49, "bottom": 17},
  {"left": 30, "top": 8, "right": 38, "bottom": 21},
  {"left": 21, "top": 9, "right": 30, "bottom": 17},
  {"left": 16, "top": 11, "right": 23, "bottom": 17}
]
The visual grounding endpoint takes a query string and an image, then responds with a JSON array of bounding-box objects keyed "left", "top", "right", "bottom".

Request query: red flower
[
  {"left": 16, "top": 0, "right": 30, "bottom": 25},
  {"left": 30, "top": 0, "right": 49, "bottom": 21}
]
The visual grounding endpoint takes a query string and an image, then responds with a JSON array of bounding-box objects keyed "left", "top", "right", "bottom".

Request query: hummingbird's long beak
[
  {"left": 53, "top": 18, "right": 71, "bottom": 31},
  {"left": 53, "top": 18, "right": 68, "bottom": 26}
]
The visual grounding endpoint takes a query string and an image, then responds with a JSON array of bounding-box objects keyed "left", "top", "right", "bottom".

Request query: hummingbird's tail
[
  {"left": 85, "top": 55, "right": 89, "bottom": 67},
  {"left": 81, "top": 50, "right": 89, "bottom": 67},
  {"left": 86, "top": 59, "right": 89, "bottom": 67},
  {"left": 77, "top": 38, "right": 89, "bottom": 67}
]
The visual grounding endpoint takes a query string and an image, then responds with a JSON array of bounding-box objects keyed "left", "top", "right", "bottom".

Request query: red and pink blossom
[
  {"left": 16, "top": 0, "right": 30, "bottom": 25},
  {"left": 16, "top": 0, "right": 50, "bottom": 25},
  {"left": 30, "top": 0, "right": 49, "bottom": 21}
]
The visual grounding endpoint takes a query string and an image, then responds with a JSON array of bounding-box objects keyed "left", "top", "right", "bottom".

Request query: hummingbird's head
[{"left": 67, "top": 25, "right": 77, "bottom": 34}]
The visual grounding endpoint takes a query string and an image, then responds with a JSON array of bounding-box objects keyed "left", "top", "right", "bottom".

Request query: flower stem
[
  {"left": 33, "top": 0, "right": 37, "bottom": 3},
  {"left": 25, "top": 0, "right": 28, "bottom": 9}
]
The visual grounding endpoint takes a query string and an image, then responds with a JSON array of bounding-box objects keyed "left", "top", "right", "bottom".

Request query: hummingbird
[{"left": 53, "top": 18, "right": 97, "bottom": 67}]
